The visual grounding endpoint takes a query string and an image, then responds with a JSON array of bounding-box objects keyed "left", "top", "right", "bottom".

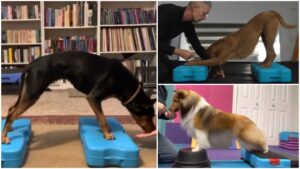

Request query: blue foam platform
[
  {"left": 1, "top": 73, "right": 22, "bottom": 84},
  {"left": 79, "top": 117, "right": 124, "bottom": 135},
  {"left": 211, "top": 160, "right": 251, "bottom": 168},
  {"left": 79, "top": 117, "right": 140, "bottom": 167},
  {"left": 1, "top": 119, "right": 31, "bottom": 168},
  {"left": 173, "top": 65, "right": 208, "bottom": 82},
  {"left": 2, "top": 119, "right": 31, "bottom": 143},
  {"left": 279, "top": 131, "right": 298, "bottom": 141},
  {"left": 251, "top": 63, "right": 291, "bottom": 83},
  {"left": 241, "top": 148, "right": 291, "bottom": 168}
]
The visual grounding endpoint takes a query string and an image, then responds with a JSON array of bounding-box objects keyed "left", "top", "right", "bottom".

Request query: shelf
[
  {"left": 2, "top": 43, "right": 42, "bottom": 46},
  {"left": 1, "top": 19, "right": 41, "bottom": 22},
  {"left": 100, "top": 23, "right": 156, "bottom": 28},
  {"left": 45, "top": 26, "right": 97, "bottom": 30},
  {"left": 101, "top": 51, "right": 156, "bottom": 54},
  {"left": 44, "top": 52, "right": 98, "bottom": 56},
  {"left": 1, "top": 62, "right": 29, "bottom": 65}
]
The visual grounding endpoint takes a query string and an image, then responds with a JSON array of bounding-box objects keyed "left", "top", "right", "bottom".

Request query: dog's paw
[
  {"left": 8, "top": 126, "right": 13, "bottom": 132},
  {"left": 213, "top": 72, "right": 225, "bottom": 79},
  {"left": 2, "top": 136, "right": 10, "bottom": 144},
  {"left": 104, "top": 133, "right": 115, "bottom": 140},
  {"left": 191, "top": 147, "right": 201, "bottom": 152},
  {"left": 260, "top": 63, "right": 272, "bottom": 68},
  {"left": 263, "top": 145, "right": 269, "bottom": 153},
  {"left": 213, "top": 72, "right": 225, "bottom": 78}
]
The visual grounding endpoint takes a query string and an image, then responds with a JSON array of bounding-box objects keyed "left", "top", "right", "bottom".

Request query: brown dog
[
  {"left": 185, "top": 11, "right": 296, "bottom": 78},
  {"left": 169, "top": 89, "right": 268, "bottom": 152}
]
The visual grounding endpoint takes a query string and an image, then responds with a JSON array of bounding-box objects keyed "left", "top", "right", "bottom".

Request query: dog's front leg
[
  {"left": 86, "top": 95, "right": 115, "bottom": 140},
  {"left": 193, "top": 130, "right": 211, "bottom": 151},
  {"left": 213, "top": 66, "right": 225, "bottom": 78},
  {"left": 184, "top": 57, "right": 227, "bottom": 67},
  {"left": 191, "top": 141, "right": 200, "bottom": 152}
]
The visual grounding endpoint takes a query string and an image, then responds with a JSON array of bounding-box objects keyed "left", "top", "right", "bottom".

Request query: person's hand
[
  {"left": 134, "top": 130, "right": 157, "bottom": 138},
  {"left": 174, "top": 48, "right": 193, "bottom": 60},
  {"left": 164, "top": 111, "right": 177, "bottom": 119},
  {"left": 157, "top": 102, "right": 166, "bottom": 113},
  {"left": 135, "top": 102, "right": 159, "bottom": 139}
]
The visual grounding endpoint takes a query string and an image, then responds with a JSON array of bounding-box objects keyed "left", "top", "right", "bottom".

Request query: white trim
[{"left": 232, "top": 84, "right": 238, "bottom": 114}]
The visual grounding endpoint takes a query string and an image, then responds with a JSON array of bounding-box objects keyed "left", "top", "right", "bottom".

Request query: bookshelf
[
  {"left": 1, "top": 1, "right": 157, "bottom": 90},
  {"left": 1, "top": 1, "right": 42, "bottom": 66},
  {"left": 100, "top": 1, "right": 156, "bottom": 56}
]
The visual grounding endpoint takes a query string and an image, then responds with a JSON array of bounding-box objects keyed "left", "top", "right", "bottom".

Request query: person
[
  {"left": 158, "top": 1, "right": 212, "bottom": 82},
  {"left": 157, "top": 85, "right": 178, "bottom": 163},
  {"left": 135, "top": 85, "right": 178, "bottom": 163}
]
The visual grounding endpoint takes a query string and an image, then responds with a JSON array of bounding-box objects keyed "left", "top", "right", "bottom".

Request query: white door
[
  {"left": 234, "top": 85, "right": 294, "bottom": 145},
  {"left": 234, "top": 85, "right": 266, "bottom": 129},
  {"left": 263, "top": 85, "right": 292, "bottom": 145}
]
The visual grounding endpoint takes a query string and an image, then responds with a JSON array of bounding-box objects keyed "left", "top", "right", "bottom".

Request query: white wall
[{"left": 159, "top": 1, "right": 299, "bottom": 61}]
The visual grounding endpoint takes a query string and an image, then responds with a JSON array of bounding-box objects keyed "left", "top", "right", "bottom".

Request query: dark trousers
[
  {"left": 158, "top": 132, "right": 178, "bottom": 163},
  {"left": 158, "top": 52, "right": 186, "bottom": 83}
]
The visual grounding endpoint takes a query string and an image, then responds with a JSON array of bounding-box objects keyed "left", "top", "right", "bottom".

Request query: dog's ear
[{"left": 176, "top": 89, "right": 187, "bottom": 99}]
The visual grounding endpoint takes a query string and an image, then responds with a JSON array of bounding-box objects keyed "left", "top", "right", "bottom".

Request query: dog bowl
[{"left": 173, "top": 148, "right": 211, "bottom": 168}]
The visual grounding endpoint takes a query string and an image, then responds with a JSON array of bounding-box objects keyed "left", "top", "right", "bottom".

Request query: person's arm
[
  {"left": 158, "top": 40, "right": 175, "bottom": 56},
  {"left": 159, "top": 41, "right": 194, "bottom": 60},
  {"left": 158, "top": 5, "right": 176, "bottom": 56},
  {"left": 184, "top": 23, "right": 208, "bottom": 60}
]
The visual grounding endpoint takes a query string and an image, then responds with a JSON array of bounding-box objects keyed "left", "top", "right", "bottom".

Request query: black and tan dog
[
  {"left": 169, "top": 89, "right": 268, "bottom": 153},
  {"left": 2, "top": 51, "right": 156, "bottom": 144},
  {"left": 185, "top": 11, "right": 296, "bottom": 78}
]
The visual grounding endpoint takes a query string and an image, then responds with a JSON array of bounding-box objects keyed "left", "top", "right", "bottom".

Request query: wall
[{"left": 158, "top": 1, "right": 299, "bottom": 61}]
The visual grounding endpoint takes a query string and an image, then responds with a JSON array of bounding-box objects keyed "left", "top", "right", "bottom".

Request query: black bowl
[{"left": 173, "top": 148, "right": 211, "bottom": 168}]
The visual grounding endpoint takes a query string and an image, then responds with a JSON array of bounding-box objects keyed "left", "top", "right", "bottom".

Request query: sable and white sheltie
[{"left": 169, "top": 89, "right": 268, "bottom": 153}]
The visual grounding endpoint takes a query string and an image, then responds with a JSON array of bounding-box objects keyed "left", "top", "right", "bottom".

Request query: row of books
[
  {"left": 2, "top": 29, "right": 40, "bottom": 44},
  {"left": 101, "top": 8, "right": 156, "bottom": 25},
  {"left": 1, "top": 5, "right": 40, "bottom": 20},
  {"left": 2, "top": 47, "right": 41, "bottom": 64},
  {"left": 122, "top": 59, "right": 141, "bottom": 76},
  {"left": 45, "top": 2, "right": 97, "bottom": 27},
  {"left": 44, "top": 36, "right": 96, "bottom": 54},
  {"left": 101, "top": 27, "right": 156, "bottom": 52}
]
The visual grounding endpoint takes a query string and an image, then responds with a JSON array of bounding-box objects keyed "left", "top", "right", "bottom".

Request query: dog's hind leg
[
  {"left": 261, "top": 22, "right": 278, "bottom": 67},
  {"left": 2, "top": 83, "right": 39, "bottom": 144},
  {"left": 2, "top": 70, "right": 49, "bottom": 144},
  {"left": 86, "top": 86, "right": 115, "bottom": 140},
  {"left": 238, "top": 126, "right": 268, "bottom": 153}
]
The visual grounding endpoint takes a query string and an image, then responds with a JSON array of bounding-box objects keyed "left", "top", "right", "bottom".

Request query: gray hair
[{"left": 188, "top": 1, "right": 212, "bottom": 8}]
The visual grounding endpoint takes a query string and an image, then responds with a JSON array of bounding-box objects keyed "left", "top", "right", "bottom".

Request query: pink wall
[{"left": 173, "top": 85, "right": 233, "bottom": 122}]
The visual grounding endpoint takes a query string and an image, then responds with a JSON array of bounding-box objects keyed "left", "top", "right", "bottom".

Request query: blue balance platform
[
  {"left": 241, "top": 148, "right": 291, "bottom": 168},
  {"left": 211, "top": 160, "right": 251, "bottom": 168},
  {"left": 279, "top": 131, "right": 298, "bottom": 141},
  {"left": 79, "top": 117, "right": 140, "bottom": 167},
  {"left": 173, "top": 65, "right": 208, "bottom": 82},
  {"left": 1, "top": 119, "right": 31, "bottom": 168},
  {"left": 251, "top": 63, "right": 291, "bottom": 83},
  {"left": 2, "top": 73, "right": 22, "bottom": 84}
]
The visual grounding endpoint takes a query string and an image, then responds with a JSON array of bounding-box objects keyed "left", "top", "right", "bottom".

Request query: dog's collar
[{"left": 123, "top": 84, "right": 142, "bottom": 105}]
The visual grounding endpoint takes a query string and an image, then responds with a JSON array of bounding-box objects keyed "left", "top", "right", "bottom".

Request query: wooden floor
[
  {"left": 2, "top": 90, "right": 157, "bottom": 168},
  {"left": 23, "top": 124, "right": 156, "bottom": 168}
]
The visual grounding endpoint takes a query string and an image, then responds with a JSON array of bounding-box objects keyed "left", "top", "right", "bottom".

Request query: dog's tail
[{"left": 271, "top": 10, "right": 297, "bottom": 29}]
